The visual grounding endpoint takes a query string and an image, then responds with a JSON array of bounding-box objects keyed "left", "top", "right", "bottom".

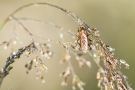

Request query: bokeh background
[{"left": 0, "top": 0, "right": 135, "bottom": 90}]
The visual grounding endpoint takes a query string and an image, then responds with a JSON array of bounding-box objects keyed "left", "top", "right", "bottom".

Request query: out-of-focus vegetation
[{"left": 0, "top": 0, "right": 135, "bottom": 90}]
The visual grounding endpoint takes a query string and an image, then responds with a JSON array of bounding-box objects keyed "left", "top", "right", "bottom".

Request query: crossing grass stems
[{"left": 0, "top": 3, "right": 133, "bottom": 90}]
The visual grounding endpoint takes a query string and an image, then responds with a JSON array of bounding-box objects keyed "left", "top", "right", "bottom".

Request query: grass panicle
[{"left": 0, "top": 2, "right": 132, "bottom": 90}]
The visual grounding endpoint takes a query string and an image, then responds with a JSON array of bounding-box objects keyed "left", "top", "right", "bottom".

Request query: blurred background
[{"left": 0, "top": 0, "right": 135, "bottom": 90}]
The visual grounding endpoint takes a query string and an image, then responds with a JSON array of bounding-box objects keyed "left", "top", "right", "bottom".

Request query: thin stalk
[{"left": 0, "top": 2, "right": 88, "bottom": 32}]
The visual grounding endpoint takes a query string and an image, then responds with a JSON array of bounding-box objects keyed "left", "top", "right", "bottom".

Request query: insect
[{"left": 76, "top": 25, "right": 92, "bottom": 53}]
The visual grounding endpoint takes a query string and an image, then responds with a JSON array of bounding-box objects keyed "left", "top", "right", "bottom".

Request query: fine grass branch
[{"left": 0, "top": 2, "right": 133, "bottom": 90}]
